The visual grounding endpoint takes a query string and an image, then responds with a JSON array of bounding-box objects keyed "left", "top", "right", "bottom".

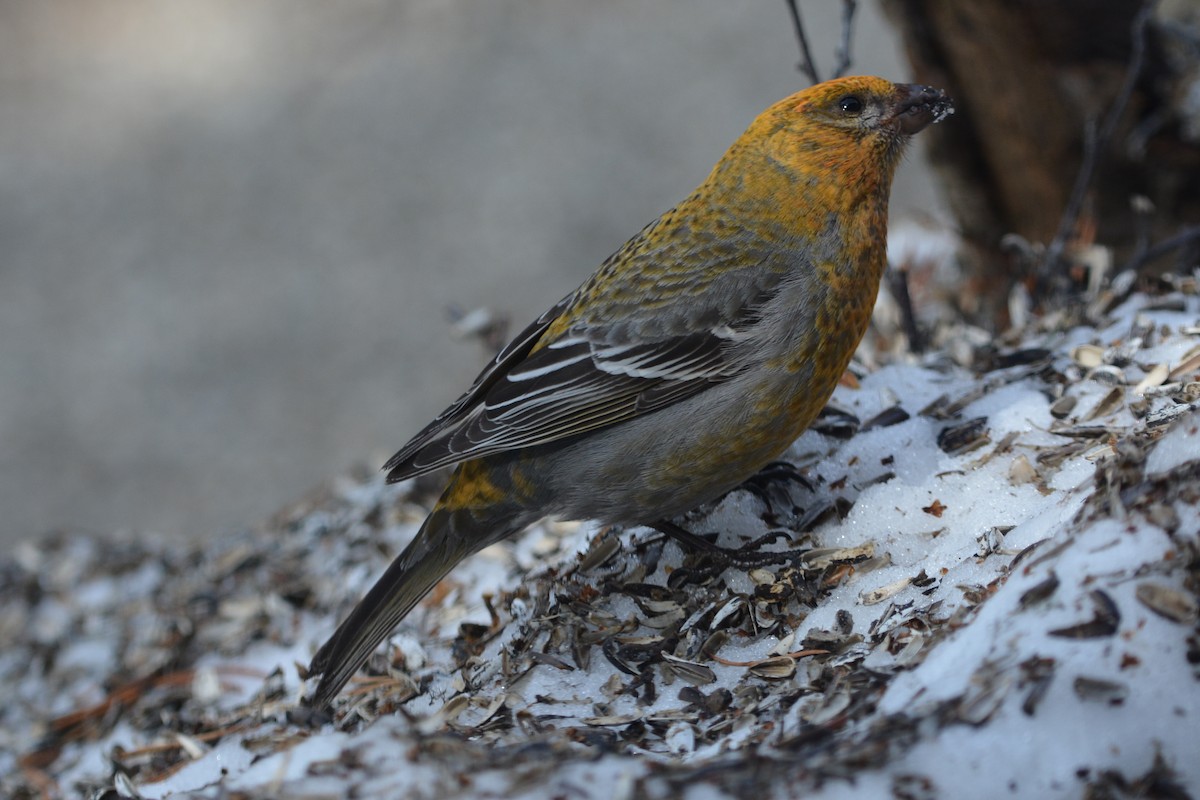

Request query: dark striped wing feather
[{"left": 383, "top": 297, "right": 748, "bottom": 482}]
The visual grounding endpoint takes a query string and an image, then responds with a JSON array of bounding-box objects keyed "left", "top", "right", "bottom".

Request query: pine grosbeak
[{"left": 307, "top": 76, "right": 953, "bottom": 708}]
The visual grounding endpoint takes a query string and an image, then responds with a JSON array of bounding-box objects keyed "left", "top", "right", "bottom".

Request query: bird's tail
[{"left": 305, "top": 497, "right": 527, "bottom": 709}]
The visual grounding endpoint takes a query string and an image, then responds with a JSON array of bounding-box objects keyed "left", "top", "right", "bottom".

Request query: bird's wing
[
  {"left": 382, "top": 297, "right": 569, "bottom": 478},
  {"left": 383, "top": 297, "right": 756, "bottom": 482}
]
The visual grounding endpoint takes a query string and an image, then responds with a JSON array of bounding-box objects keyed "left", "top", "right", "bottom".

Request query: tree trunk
[{"left": 881, "top": 0, "right": 1200, "bottom": 324}]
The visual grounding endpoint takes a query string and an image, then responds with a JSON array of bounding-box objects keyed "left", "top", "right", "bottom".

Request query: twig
[
  {"left": 1121, "top": 224, "right": 1200, "bottom": 273},
  {"left": 784, "top": 0, "right": 822, "bottom": 84},
  {"left": 885, "top": 268, "right": 926, "bottom": 354},
  {"left": 1131, "top": 195, "right": 1155, "bottom": 262},
  {"left": 1043, "top": 0, "right": 1156, "bottom": 273},
  {"left": 832, "top": 0, "right": 858, "bottom": 78}
]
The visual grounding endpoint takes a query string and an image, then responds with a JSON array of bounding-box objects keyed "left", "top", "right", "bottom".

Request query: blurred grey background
[{"left": 0, "top": 1, "right": 936, "bottom": 545}]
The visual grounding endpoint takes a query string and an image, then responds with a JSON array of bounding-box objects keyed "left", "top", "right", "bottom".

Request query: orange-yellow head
[{"left": 708, "top": 76, "right": 953, "bottom": 220}]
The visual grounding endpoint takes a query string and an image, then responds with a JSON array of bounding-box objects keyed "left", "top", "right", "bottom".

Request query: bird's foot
[
  {"left": 736, "top": 460, "right": 814, "bottom": 513},
  {"left": 650, "top": 519, "right": 798, "bottom": 570}
]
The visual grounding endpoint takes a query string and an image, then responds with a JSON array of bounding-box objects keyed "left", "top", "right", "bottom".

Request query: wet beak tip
[{"left": 895, "top": 85, "right": 954, "bottom": 134}]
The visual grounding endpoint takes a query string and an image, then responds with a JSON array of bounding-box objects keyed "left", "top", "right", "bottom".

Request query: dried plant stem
[
  {"left": 832, "top": 0, "right": 857, "bottom": 78},
  {"left": 784, "top": 0, "right": 822, "bottom": 84},
  {"left": 784, "top": 0, "right": 859, "bottom": 84},
  {"left": 1122, "top": 224, "right": 1200, "bottom": 272}
]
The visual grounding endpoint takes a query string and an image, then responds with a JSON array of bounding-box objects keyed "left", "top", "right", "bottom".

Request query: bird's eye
[{"left": 837, "top": 95, "right": 863, "bottom": 115}]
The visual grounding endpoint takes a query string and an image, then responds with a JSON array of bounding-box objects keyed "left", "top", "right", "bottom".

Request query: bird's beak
[{"left": 891, "top": 84, "right": 954, "bottom": 135}]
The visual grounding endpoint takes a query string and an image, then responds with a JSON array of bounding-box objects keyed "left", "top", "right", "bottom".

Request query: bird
[{"left": 306, "top": 76, "right": 953, "bottom": 709}]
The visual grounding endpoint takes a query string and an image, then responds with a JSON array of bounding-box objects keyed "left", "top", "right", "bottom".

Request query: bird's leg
[{"left": 650, "top": 519, "right": 794, "bottom": 569}]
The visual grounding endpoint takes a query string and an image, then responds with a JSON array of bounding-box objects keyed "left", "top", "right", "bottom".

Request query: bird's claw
[
  {"left": 651, "top": 520, "right": 803, "bottom": 573},
  {"left": 737, "top": 460, "right": 814, "bottom": 511}
]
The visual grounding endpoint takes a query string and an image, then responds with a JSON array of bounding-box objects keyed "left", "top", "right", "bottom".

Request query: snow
[
  {"left": 4, "top": 290, "right": 1199, "bottom": 798},
  {"left": 1147, "top": 417, "right": 1200, "bottom": 476}
]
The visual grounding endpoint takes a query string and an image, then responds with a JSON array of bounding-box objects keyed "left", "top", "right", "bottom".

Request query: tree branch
[{"left": 1043, "top": 0, "right": 1155, "bottom": 273}]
